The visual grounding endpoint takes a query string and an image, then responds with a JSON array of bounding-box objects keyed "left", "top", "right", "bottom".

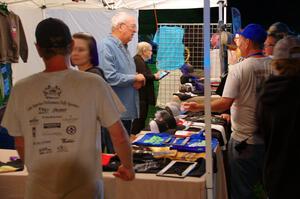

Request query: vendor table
[{"left": 0, "top": 148, "right": 227, "bottom": 199}]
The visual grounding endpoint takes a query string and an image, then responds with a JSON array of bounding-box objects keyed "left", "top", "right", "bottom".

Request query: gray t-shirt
[{"left": 222, "top": 57, "right": 272, "bottom": 144}]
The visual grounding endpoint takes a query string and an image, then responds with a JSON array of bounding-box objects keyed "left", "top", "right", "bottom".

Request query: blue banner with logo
[{"left": 231, "top": 7, "right": 242, "bottom": 35}]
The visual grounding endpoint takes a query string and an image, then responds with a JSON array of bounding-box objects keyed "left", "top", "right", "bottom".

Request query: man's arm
[
  {"left": 14, "top": 136, "right": 24, "bottom": 161},
  {"left": 107, "top": 120, "right": 135, "bottom": 181},
  {"left": 211, "top": 97, "right": 234, "bottom": 112},
  {"left": 181, "top": 97, "right": 234, "bottom": 113}
]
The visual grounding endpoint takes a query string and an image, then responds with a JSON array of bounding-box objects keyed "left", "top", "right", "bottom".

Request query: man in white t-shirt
[
  {"left": 1, "top": 18, "right": 135, "bottom": 199},
  {"left": 182, "top": 24, "right": 272, "bottom": 199}
]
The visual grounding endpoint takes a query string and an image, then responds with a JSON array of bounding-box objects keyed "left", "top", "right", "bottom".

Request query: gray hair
[
  {"left": 111, "top": 12, "right": 133, "bottom": 29},
  {"left": 136, "top": 41, "right": 152, "bottom": 56}
]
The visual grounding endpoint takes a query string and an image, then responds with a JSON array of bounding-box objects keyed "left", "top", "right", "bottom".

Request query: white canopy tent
[
  {"left": 5, "top": 0, "right": 221, "bottom": 9},
  {"left": 2, "top": 1, "right": 227, "bottom": 198},
  {"left": 4, "top": 0, "right": 224, "bottom": 82}
]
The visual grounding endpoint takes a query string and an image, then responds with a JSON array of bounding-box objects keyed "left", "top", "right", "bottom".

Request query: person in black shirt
[
  {"left": 71, "top": 32, "right": 106, "bottom": 79},
  {"left": 256, "top": 35, "right": 300, "bottom": 199},
  {"left": 131, "top": 42, "right": 159, "bottom": 135}
]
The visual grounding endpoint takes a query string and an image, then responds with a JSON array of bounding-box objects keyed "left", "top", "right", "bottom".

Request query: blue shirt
[
  {"left": 153, "top": 26, "right": 185, "bottom": 70},
  {"left": 98, "top": 35, "right": 139, "bottom": 120}
]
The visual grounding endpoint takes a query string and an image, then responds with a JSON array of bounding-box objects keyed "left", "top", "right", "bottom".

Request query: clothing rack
[{"left": 0, "top": 1, "right": 9, "bottom": 15}]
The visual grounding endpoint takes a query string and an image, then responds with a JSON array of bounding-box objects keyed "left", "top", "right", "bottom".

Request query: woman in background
[
  {"left": 71, "top": 32, "right": 106, "bottom": 79},
  {"left": 131, "top": 42, "right": 160, "bottom": 135},
  {"left": 71, "top": 32, "right": 124, "bottom": 153}
]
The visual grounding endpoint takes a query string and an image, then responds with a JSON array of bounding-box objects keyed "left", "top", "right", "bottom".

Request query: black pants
[
  {"left": 101, "top": 120, "right": 132, "bottom": 154},
  {"left": 131, "top": 101, "right": 148, "bottom": 135},
  {"left": 101, "top": 127, "right": 114, "bottom": 153}
]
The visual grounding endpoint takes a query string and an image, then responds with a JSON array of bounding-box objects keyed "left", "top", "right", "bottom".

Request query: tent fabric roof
[{"left": 5, "top": 0, "right": 221, "bottom": 9}]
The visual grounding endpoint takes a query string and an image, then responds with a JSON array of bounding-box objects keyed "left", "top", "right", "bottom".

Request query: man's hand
[
  {"left": 133, "top": 74, "right": 145, "bottom": 89},
  {"left": 220, "top": 113, "right": 231, "bottom": 123},
  {"left": 108, "top": 121, "right": 134, "bottom": 181},
  {"left": 113, "top": 164, "right": 135, "bottom": 181},
  {"left": 133, "top": 81, "right": 143, "bottom": 90},
  {"left": 181, "top": 101, "right": 203, "bottom": 112}
]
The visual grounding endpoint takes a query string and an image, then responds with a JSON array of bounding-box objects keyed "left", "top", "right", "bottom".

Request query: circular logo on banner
[{"left": 66, "top": 125, "right": 76, "bottom": 135}]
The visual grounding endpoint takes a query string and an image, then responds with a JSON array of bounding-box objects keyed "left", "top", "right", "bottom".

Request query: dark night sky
[
  {"left": 139, "top": 1, "right": 298, "bottom": 36},
  {"left": 229, "top": 0, "right": 299, "bottom": 33}
]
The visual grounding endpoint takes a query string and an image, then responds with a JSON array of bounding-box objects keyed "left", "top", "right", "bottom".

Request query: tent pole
[
  {"left": 41, "top": 0, "right": 46, "bottom": 19},
  {"left": 217, "top": 0, "right": 225, "bottom": 74},
  {"left": 204, "top": 0, "right": 213, "bottom": 199},
  {"left": 217, "top": 0, "right": 223, "bottom": 22},
  {"left": 6, "top": 0, "right": 31, "bottom": 5},
  {"left": 223, "top": 0, "right": 227, "bottom": 24},
  {"left": 42, "top": 8, "right": 45, "bottom": 19}
]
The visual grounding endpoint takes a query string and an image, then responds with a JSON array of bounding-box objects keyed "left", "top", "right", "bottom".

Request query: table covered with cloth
[{"left": 0, "top": 147, "right": 227, "bottom": 199}]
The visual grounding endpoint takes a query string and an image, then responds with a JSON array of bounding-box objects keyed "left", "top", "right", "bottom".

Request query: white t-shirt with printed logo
[{"left": 2, "top": 69, "right": 124, "bottom": 199}]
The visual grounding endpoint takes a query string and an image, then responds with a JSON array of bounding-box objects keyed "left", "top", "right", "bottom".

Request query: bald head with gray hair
[
  {"left": 111, "top": 12, "right": 134, "bottom": 31},
  {"left": 111, "top": 12, "right": 137, "bottom": 44}
]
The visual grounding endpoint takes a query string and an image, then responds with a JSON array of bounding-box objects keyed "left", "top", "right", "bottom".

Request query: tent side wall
[
  {"left": 9, "top": 5, "right": 44, "bottom": 84},
  {"left": 9, "top": 5, "right": 138, "bottom": 83}
]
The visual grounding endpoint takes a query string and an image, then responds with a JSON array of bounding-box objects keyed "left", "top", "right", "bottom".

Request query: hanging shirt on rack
[
  {"left": 153, "top": 26, "right": 185, "bottom": 71},
  {"left": 0, "top": 9, "right": 28, "bottom": 64}
]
